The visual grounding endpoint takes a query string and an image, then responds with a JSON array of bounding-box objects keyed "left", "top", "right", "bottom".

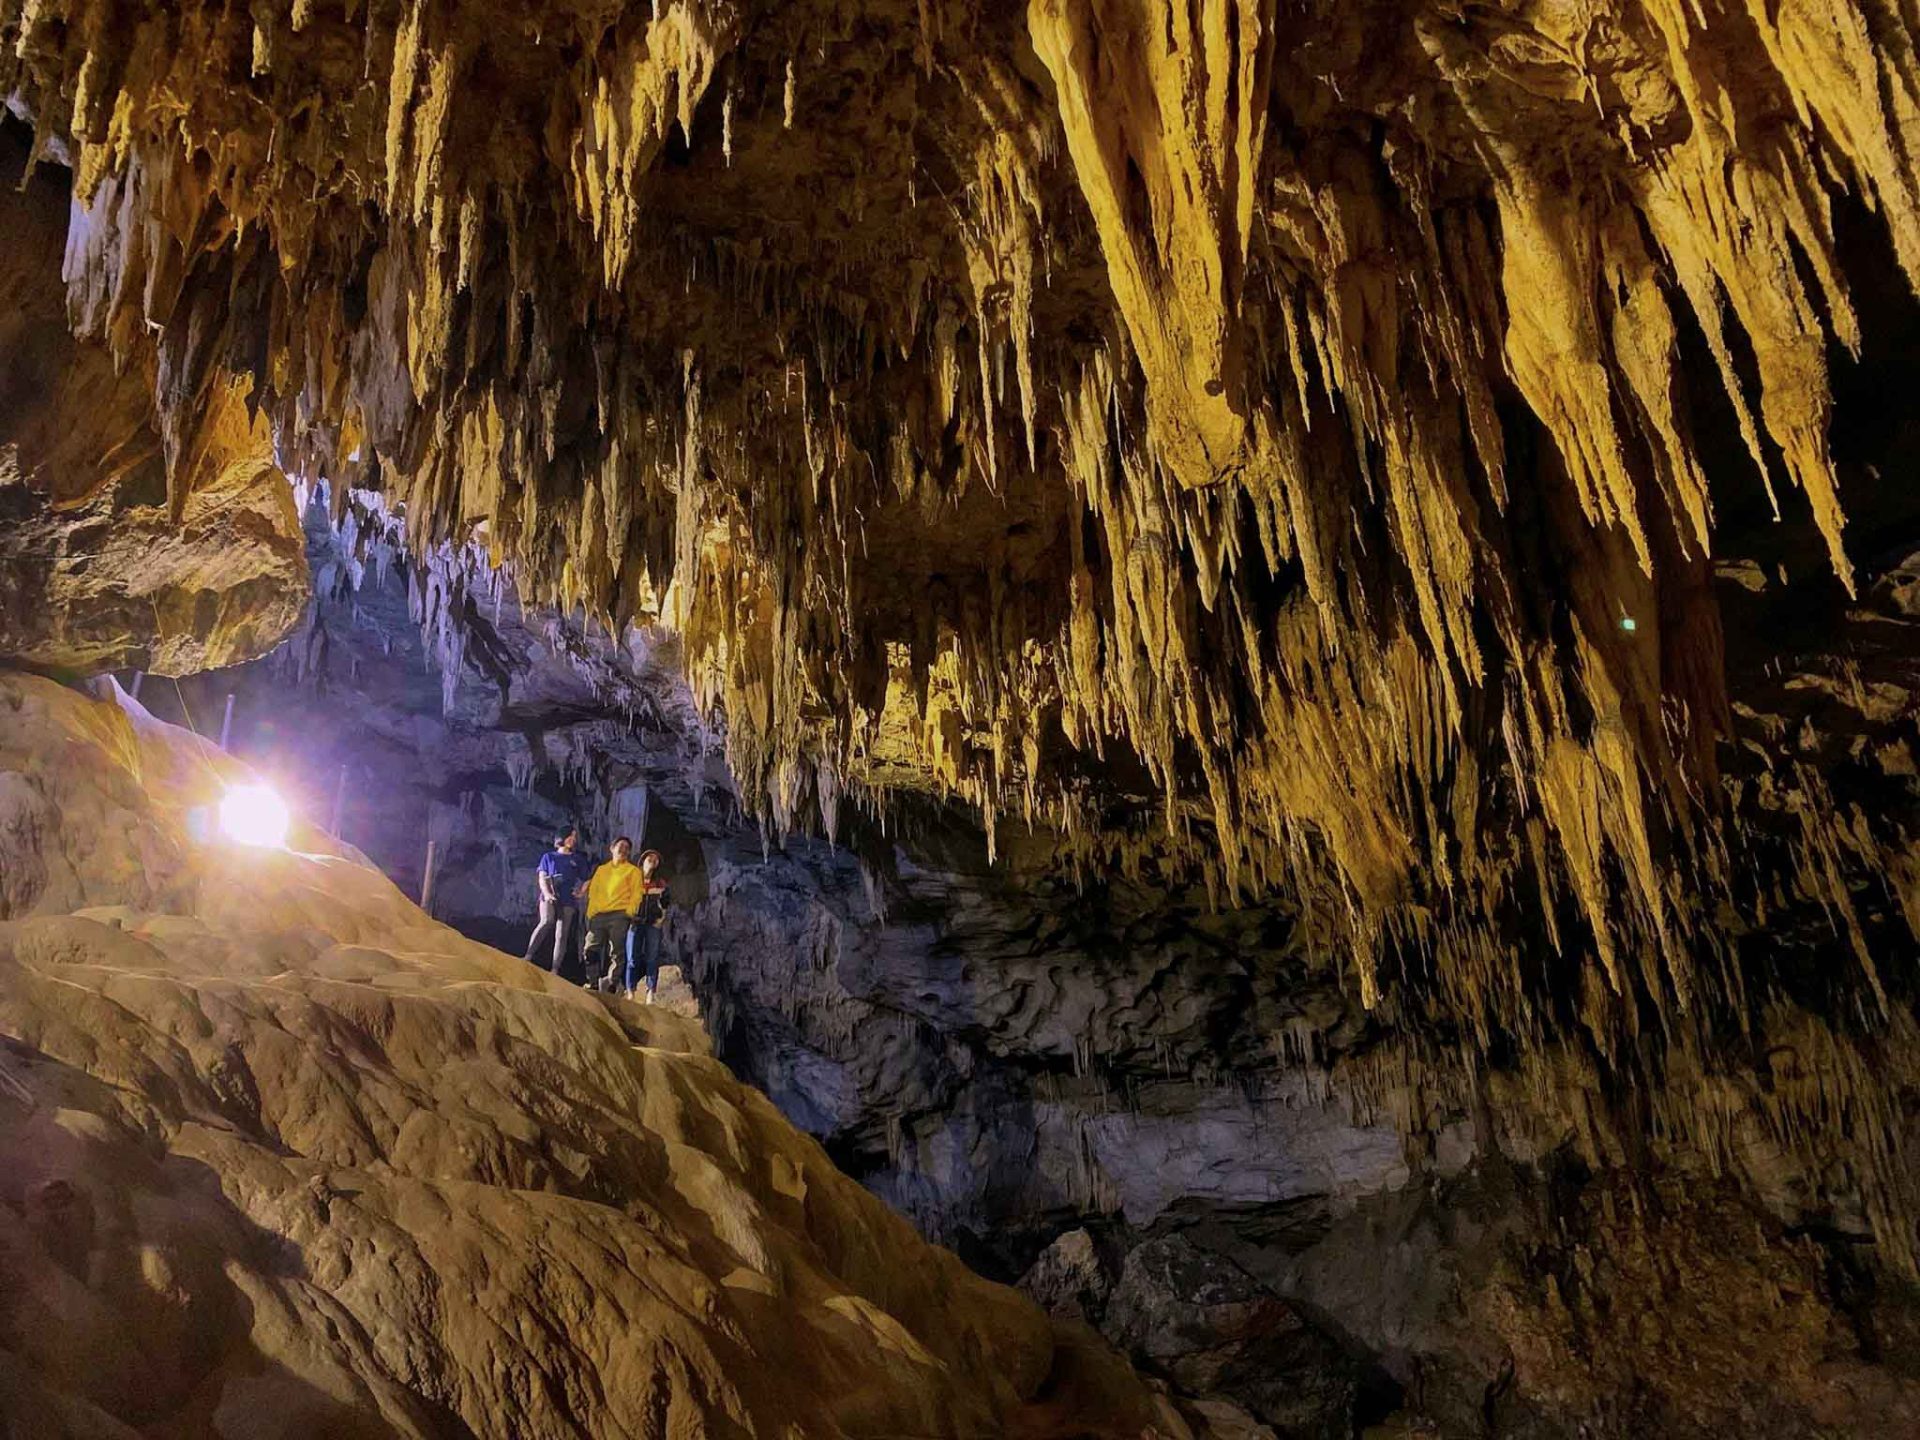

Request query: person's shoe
[{"left": 644, "top": 988, "right": 655, "bottom": 1005}]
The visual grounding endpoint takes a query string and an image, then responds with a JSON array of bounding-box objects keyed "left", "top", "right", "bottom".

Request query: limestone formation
[
  {"left": 135, "top": 504, "right": 1920, "bottom": 1432},
  {"left": 6, "top": 0, "right": 1920, "bottom": 1430},
  {"left": 0, "top": 448, "right": 307, "bottom": 675}
]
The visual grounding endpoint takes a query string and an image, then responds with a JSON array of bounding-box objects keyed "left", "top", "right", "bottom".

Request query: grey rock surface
[{"left": 1105, "top": 1234, "right": 1362, "bottom": 1439}]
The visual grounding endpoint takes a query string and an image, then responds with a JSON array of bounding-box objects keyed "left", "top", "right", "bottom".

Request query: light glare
[{"left": 219, "top": 783, "right": 290, "bottom": 848}]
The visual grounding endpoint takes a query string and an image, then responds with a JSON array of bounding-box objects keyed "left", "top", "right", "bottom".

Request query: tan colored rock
[
  {"left": 0, "top": 440, "right": 307, "bottom": 676},
  {"left": 0, "top": 672, "right": 1178, "bottom": 1438}
]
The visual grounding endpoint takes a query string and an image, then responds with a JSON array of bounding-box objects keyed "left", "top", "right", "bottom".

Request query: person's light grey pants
[{"left": 523, "top": 898, "right": 579, "bottom": 977}]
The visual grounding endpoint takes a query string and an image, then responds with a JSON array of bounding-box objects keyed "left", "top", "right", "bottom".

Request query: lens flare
[{"left": 219, "top": 783, "right": 290, "bottom": 848}]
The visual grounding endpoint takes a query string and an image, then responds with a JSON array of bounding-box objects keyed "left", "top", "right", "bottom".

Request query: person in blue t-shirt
[{"left": 522, "top": 828, "right": 590, "bottom": 978}]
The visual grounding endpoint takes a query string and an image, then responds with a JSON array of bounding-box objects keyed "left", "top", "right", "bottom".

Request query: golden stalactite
[{"left": 1029, "top": 0, "right": 1274, "bottom": 491}]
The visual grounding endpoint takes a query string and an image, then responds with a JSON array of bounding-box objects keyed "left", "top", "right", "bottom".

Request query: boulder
[
  {"left": 1106, "top": 1234, "right": 1362, "bottom": 1439},
  {"left": 1021, "top": 1226, "right": 1116, "bottom": 1323}
]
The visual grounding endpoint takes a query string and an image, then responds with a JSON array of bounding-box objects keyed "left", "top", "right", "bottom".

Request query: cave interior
[{"left": 5, "top": 0, "right": 1920, "bottom": 1436}]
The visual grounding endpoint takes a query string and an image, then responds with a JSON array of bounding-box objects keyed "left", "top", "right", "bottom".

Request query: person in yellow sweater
[{"left": 578, "top": 837, "right": 644, "bottom": 991}]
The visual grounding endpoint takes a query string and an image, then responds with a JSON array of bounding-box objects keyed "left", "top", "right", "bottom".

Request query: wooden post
[
  {"left": 329, "top": 764, "right": 349, "bottom": 839},
  {"left": 218, "top": 693, "right": 236, "bottom": 750},
  {"left": 421, "top": 840, "right": 439, "bottom": 915}
]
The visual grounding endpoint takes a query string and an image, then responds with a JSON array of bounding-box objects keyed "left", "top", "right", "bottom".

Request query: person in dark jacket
[
  {"left": 522, "top": 828, "right": 590, "bottom": 978},
  {"left": 624, "top": 848, "right": 670, "bottom": 1003}
]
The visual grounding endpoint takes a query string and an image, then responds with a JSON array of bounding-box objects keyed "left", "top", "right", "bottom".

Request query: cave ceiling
[{"left": 5, "top": 0, "right": 1920, "bottom": 1046}]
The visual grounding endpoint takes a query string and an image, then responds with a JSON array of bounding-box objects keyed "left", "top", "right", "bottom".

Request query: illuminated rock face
[
  {"left": 0, "top": 454, "right": 307, "bottom": 674},
  {"left": 5, "top": 0, "right": 1918, "bottom": 969}
]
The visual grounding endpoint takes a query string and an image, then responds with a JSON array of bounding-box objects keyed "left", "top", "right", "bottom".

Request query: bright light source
[
  {"left": 1619, "top": 615, "right": 1638, "bottom": 633},
  {"left": 219, "top": 783, "right": 290, "bottom": 848}
]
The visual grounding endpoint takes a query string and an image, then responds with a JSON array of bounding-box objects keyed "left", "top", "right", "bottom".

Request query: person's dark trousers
[
  {"left": 625, "top": 925, "right": 662, "bottom": 996},
  {"left": 562, "top": 911, "right": 587, "bottom": 982},
  {"left": 523, "top": 899, "right": 579, "bottom": 977},
  {"left": 583, "top": 911, "right": 631, "bottom": 990}
]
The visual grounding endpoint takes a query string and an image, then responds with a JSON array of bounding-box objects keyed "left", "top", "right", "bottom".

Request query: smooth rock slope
[{"left": 0, "top": 671, "right": 1175, "bottom": 1439}]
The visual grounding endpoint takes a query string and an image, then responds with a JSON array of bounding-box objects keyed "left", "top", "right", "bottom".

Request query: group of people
[{"left": 522, "top": 828, "right": 671, "bottom": 1002}]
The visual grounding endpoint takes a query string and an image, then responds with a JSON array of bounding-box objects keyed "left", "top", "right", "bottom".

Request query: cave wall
[
  {"left": 5, "top": 0, "right": 1920, "bottom": 1191},
  {"left": 133, "top": 488, "right": 730, "bottom": 953},
  {"left": 5, "top": 0, "right": 1918, "bottom": 984}
]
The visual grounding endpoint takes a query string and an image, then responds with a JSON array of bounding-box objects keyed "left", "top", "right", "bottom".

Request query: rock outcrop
[
  {"left": 0, "top": 670, "right": 1183, "bottom": 1438},
  {"left": 1019, "top": 1163, "right": 1920, "bottom": 1438},
  {"left": 0, "top": 451, "right": 309, "bottom": 676}
]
